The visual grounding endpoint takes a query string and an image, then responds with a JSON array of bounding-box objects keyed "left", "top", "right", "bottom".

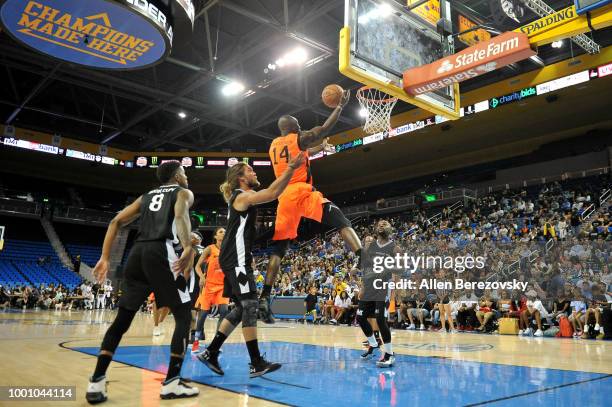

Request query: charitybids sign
[{"left": 403, "top": 32, "right": 536, "bottom": 95}]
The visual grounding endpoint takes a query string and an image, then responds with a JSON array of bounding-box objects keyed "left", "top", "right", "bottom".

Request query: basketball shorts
[
  {"left": 195, "top": 284, "right": 229, "bottom": 311},
  {"left": 221, "top": 263, "right": 257, "bottom": 301},
  {"left": 118, "top": 241, "right": 191, "bottom": 311},
  {"left": 273, "top": 182, "right": 351, "bottom": 241},
  {"left": 357, "top": 300, "right": 389, "bottom": 319}
]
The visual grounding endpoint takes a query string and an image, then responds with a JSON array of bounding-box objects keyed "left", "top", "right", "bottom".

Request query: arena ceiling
[{"left": 0, "top": 0, "right": 610, "bottom": 153}]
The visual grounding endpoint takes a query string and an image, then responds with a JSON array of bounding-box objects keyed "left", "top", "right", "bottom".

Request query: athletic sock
[
  {"left": 367, "top": 335, "right": 378, "bottom": 347},
  {"left": 207, "top": 331, "right": 227, "bottom": 353},
  {"left": 384, "top": 343, "right": 393, "bottom": 354},
  {"left": 245, "top": 339, "right": 261, "bottom": 364},
  {"left": 261, "top": 285, "right": 272, "bottom": 298},
  {"left": 165, "top": 355, "right": 183, "bottom": 381},
  {"left": 374, "top": 331, "right": 380, "bottom": 340},
  {"left": 93, "top": 354, "right": 112, "bottom": 381}
]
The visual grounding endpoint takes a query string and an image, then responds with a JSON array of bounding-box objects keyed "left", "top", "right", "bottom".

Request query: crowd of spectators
[
  {"left": 253, "top": 176, "right": 611, "bottom": 339},
  {"left": 0, "top": 281, "right": 117, "bottom": 311}
]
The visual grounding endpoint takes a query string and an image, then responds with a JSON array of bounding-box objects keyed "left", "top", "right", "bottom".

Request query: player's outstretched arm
[
  {"left": 235, "top": 152, "right": 305, "bottom": 209},
  {"left": 173, "top": 189, "right": 195, "bottom": 276},
  {"left": 299, "top": 90, "right": 350, "bottom": 150},
  {"left": 93, "top": 196, "right": 142, "bottom": 282}
]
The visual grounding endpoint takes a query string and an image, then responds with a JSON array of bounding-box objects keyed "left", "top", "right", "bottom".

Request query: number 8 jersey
[
  {"left": 136, "top": 184, "right": 184, "bottom": 244},
  {"left": 269, "top": 133, "right": 311, "bottom": 185}
]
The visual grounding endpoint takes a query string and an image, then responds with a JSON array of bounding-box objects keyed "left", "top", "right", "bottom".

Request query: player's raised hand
[
  {"left": 93, "top": 258, "right": 109, "bottom": 283},
  {"left": 339, "top": 89, "right": 350, "bottom": 107},
  {"left": 288, "top": 151, "right": 305, "bottom": 169},
  {"left": 322, "top": 138, "right": 335, "bottom": 153}
]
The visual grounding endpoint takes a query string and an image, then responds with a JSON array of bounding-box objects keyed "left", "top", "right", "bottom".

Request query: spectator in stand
[
  {"left": 569, "top": 290, "right": 587, "bottom": 337},
  {"left": 303, "top": 286, "right": 320, "bottom": 324},
  {"left": 551, "top": 289, "right": 571, "bottom": 322},
  {"left": 411, "top": 291, "right": 433, "bottom": 331},
  {"left": 584, "top": 285, "right": 607, "bottom": 334},
  {"left": 476, "top": 295, "right": 496, "bottom": 332},
  {"left": 520, "top": 294, "right": 549, "bottom": 336},
  {"left": 330, "top": 291, "right": 351, "bottom": 325}
]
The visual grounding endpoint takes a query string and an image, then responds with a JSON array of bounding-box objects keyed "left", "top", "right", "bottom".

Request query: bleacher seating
[
  {"left": 0, "top": 239, "right": 81, "bottom": 289},
  {"left": 65, "top": 244, "right": 102, "bottom": 266}
]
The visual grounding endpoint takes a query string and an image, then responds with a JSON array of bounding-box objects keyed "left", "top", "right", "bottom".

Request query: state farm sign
[{"left": 403, "top": 32, "right": 536, "bottom": 95}]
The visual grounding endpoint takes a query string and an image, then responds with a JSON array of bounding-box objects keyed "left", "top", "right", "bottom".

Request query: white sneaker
[
  {"left": 418, "top": 325, "right": 425, "bottom": 330},
  {"left": 160, "top": 377, "right": 199, "bottom": 400},
  {"left": 594, "top": 323, "right": 600, "bottom": 331},
  {"left": 153, "top": 327, "right": 161, "bottom": 336},
  {"left": 524, "top": 328, "right": 532, "bottom": 336},
  {"left": 534, "top": 329, "right": 543, "bottom": 337},
  {"left": 406, "top": 324, "right": 415, "bottom": 330},
  {"left": 450, "top": 329, "right": 458, "bottom": 334},
  {"left": 518, "top": 329, "right": 524, "bottom": 335},
  {"left": 86, "top": 376, "right": 107, "bottom": 404},
  {"left": 376, "top": 353, "right": 395, "bottom": 368},
  {"left": 330, "top": 319, "right": 337, "bottom": 325}
]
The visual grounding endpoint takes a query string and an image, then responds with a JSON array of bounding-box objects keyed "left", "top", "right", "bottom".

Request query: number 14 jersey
[{"left": 269, "top": 133, "right": 312, "bottom": 185}]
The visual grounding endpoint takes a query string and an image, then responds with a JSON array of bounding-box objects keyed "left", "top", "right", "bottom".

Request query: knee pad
[
  {"left": 225, "top": 303, "right": 243, "bottom": 326},
  {"left": 271, "top": 240, "right": 290, "bottom": 259},
  {"left": 218, "top": 304, "right": 229, "bottom": 319},
  {"left": 241, "top": 299, "right": 258, "bottom": 328}
]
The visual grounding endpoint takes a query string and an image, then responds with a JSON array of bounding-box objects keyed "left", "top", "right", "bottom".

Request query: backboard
[{"left": 340, "top": 0, "right": 461, "bottom": 120}]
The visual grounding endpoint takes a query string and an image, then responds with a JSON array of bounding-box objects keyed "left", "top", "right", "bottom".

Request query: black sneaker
[
  {"left": 361, "top": 345, "right": 379, "bottom": 360},
  {"left": 197, "top": 349, "right": 224, "bottom": 375},
  {"left": 258, "top": 297, "right": 275, "bottom": 324},
  {"left": 249, "top": 355, "right": 281, "bottom": 378}
]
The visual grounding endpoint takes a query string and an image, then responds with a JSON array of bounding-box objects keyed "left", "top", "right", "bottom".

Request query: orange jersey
[
  {"left": 205, "top": 244, "right": 225, "bottom": 286},
  {"left": 269, "top": 133, "right": 312, "bottom": 184}
]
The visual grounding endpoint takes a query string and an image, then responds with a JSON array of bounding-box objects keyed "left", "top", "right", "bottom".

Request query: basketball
[{"left": 322, "top": 84, "right": 344, "bottom": 108}]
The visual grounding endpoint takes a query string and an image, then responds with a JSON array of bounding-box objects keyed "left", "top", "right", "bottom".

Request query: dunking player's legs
[
  {"left": 198, "top": 297, "right": 281, "bottom": 378},
  {"left": 260, "top": 203, "right": 363, "bottom": 322}
]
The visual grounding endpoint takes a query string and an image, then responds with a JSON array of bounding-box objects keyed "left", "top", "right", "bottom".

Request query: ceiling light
[
  {"left": 178, "top": 112, "right": 187, "bottom": 119},
  {"left": 359, "top": 108, "right": 368, "bottom": 117},
  {"left": 222, "top": 81, "right": 245, "bottom": 96},
  {"left": 378, "top": 3, "right": 393, "bottom": 17},
  {"left": 286, "top": 47, "right": 308, "bottom": 64},
  {"left": 551, "top": 40, "right": 564, "bottom": 48}
]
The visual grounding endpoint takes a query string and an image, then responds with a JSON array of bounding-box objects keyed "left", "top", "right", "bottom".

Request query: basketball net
[{"left": 356, "top": 86, "right": 398, "bottom": 135}]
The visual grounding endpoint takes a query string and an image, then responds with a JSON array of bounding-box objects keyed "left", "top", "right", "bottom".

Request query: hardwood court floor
[{"left": 0, "top": 309, "right": 610, "bottom": 406}]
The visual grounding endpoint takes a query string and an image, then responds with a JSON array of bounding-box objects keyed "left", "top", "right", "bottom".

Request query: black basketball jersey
[
  {"left": 219, "top": 189, "right": 257, "bottom": 270},
  {"left": 136, "top": 184, "right": 184, "bottom": 243},
  {"left": 363, "top": 239, "right": 397, "bottom": 281}
]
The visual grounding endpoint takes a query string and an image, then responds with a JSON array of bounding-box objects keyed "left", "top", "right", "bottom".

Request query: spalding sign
[{"left": 0, "top": 0, "right": 194, "bottom": 70}]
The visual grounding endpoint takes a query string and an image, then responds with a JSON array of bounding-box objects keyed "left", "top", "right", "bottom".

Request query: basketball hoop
[{"left": 356, "top": 86, "right": 398, "bottom": 135}]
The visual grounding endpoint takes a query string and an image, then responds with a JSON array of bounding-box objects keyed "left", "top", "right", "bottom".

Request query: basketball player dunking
[
  {"left": 358, "top": 220, "right": 400, "bottom": 367},
  {"left": 86, "top": 161, "right": 198, "bottom": 403},
  {"left": 258, "top": 90, "right": 363, "bottom": 323},
  {"left": 197, "top": 152, "right": 305, "bottom": 377},
  {"left": 192, "top": 227, "right": 229, "bottom": 353}
]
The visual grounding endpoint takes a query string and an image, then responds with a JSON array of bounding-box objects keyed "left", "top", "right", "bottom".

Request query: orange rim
[{"left": 356, "top": 86, "right": 398, "bottom": 104}]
